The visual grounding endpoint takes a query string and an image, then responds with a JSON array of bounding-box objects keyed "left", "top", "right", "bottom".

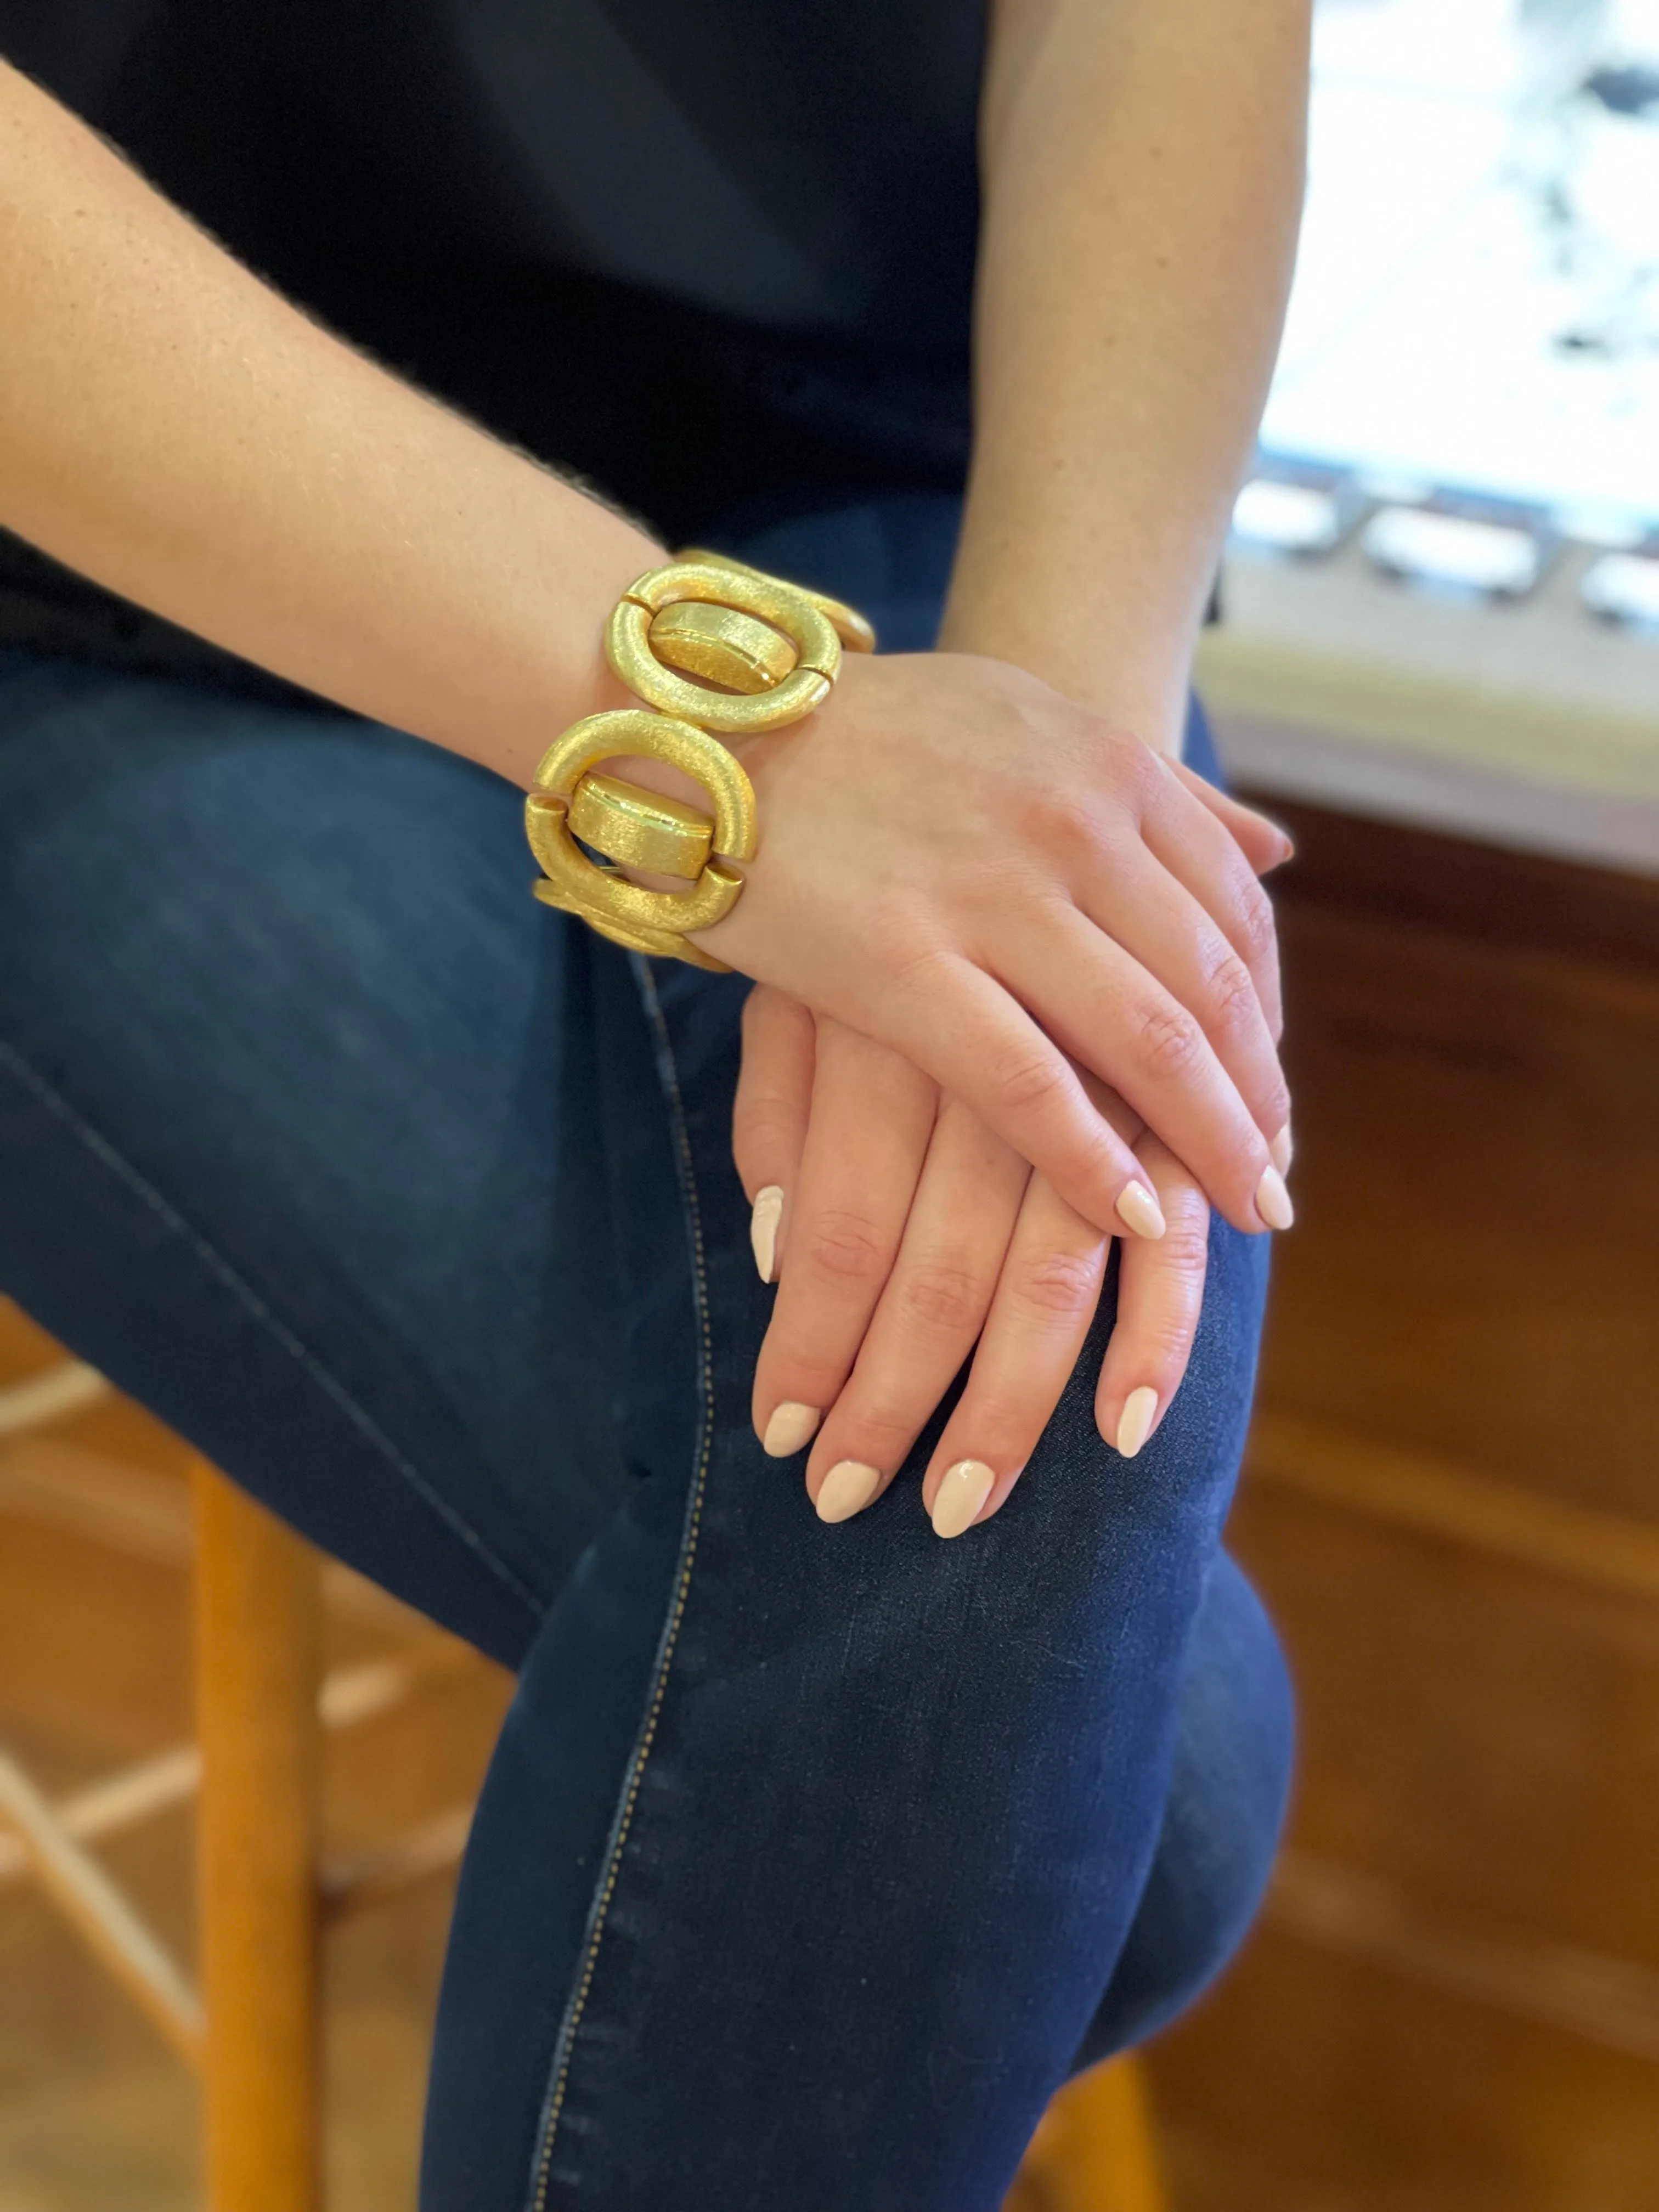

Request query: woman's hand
[
  {"left": 701, "top": 648, "right": 1293, "bottom": 1243},
  {"left": 733, "top": 988, "right": 1224, "bottom": 1537}
]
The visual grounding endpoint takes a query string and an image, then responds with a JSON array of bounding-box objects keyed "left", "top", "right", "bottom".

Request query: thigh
[
  {"left": 424, "top": 944, "right": 1273, "bottom": 2211},
  {"left": 0, "top": 650, "right": 694, "bottom": 1665}
]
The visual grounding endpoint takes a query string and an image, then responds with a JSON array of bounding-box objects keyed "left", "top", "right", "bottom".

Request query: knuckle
[
  {"left": 1134, "top": 1001, "right": 1204, "bottom": 1082},
  {"left": 1007, "top": 777, "right": 1071, "bottom": 850},
  {"left": 1155, "top": 1206, "right": 1211, "bottom": 1274},
  {"left": 896, "top": 1259, "right": 986, "bottom": 1336},
  {"left": 885, "top": 933, "right": 953, "bottom": 1000},
  {"left": 961, "top": 1390, "right": 1022, "bottom": 1441},
  {"left": 803, "top": 1208, "right": 887, "bottom": 1286},
  {"left": 1235, "top": 883, "right": 1278, "bottom": 966},
  {"left": 1140, "top": 1317, "right": 1199, "bottom": 1371},
  {"left": 1010, "top": 780, "right": 1105, "bottom": 870},
  {"left": 1010, "top": 1245, "right": 1102, "bottom": 1319},
  {"left": 1101, "top": 725, "right": 1161, "bottom": 806},
  {"left": 733, "top": 1096, "right": 798, "bottom": 1156},
  {"left": 765, "top": 1342, "right": 846, "bottom": 1403},
  {"left": 848, "top": 1399, "right": 922, "bottom": 1447},
  {"left": 1203, "top": 949, "right": 1260, "bottom": 1038},
  {"left": 992, "top": 1048, "right": 1071, "bottom": 1121}
]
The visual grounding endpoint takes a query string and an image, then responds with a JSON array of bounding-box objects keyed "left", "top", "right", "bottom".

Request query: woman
[{"left": 0, "top": 2, "right": 1308, "bottom": 2202}]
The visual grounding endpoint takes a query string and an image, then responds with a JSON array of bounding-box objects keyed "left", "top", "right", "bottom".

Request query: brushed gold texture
[
  {"left": 567, "top": 771, "right": 714, "bottom": 879},
  {"left": 524, "top": 708, "right": 753, "bottom": 963},
  {"left": 531, "top": 877, "right": 732, "bottom": 972},
  {"left": 526, "top": 791, "right": 742, "bottom": 940},
  {"left": 647, "top": 603, "right": 797, "bottom": 696},
  {"left": 607, "top": 559, "right": 840, "bottom": 733},
  {"left": 678, "top": 547, "right": 878, "bottom": 657},
  {"left": 528, "top": 708, "right": 755, "bottom": 862}
]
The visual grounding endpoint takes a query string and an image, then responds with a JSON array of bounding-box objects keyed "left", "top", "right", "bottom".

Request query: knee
[{"left": 1074, "top": 1554, "right": 1294, "bottom": 2064}]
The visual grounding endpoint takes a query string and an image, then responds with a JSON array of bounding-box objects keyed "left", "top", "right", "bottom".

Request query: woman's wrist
[{"left": 935, "top": 585, "right": 1193, "bottom": 759}]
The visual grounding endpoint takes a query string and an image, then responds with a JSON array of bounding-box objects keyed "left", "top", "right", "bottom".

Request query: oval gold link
[
  {"left": 568, "top": 771, "right": 714, "bottom": 879},
  {"left": 524, "top": 708, "right": 753, "bottom": 955},
  {"left": 533, "top": 818, "right": 743, "bottom": 935},
  {"left": 622, "top": 559, "right": 840, "bottom": 676},
  {"left": 531, "top": 879, "right": 732, "bottom": 972},
  {"left": 647, "top": 603, "right": 796, "bottom": 695},
  {"left": 609, "top": 559, "right": 842, "bottom": 731},
  {"left": 677, "top": 547, "right": 877, "bottom": 655},
  {"left": 529, "top": 707, "right": 755, "bottom": 862},
  {"left": 608, "top": 601, "right": 832, "bottom": 733}
]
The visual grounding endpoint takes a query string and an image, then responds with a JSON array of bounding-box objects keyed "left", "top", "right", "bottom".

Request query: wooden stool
[
  {"left": 0, "top": 1423, "right": 327, "bottom": 2211},
  {"left": 0, "top": 1339, "right": 1165, "bottom": 2212}
]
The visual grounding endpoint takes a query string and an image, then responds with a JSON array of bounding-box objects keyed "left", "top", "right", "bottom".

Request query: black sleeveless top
[{"left": 0, "top": 0, "right": 985, "bottom": 683}]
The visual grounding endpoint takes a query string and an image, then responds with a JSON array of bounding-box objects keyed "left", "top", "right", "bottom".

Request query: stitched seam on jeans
[
  {"left": 527, "top": 959, "right": 715, "bottom": 2210},
  {"left": 0, "top": 1039, "right": 546, "bottom": 1618}
]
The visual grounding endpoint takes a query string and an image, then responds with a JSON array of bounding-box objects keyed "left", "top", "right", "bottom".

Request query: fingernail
[
  {"left": 1269, "top": 1123, "right": 1294, "bottom": 1176},
  {"left": 763, "top": 1401, "right": 821, "bottom": 1457},
  {"left": 815, "top": 1459, "right": 882, "bottom": 1523},
  {"left": 1116, "top": 1386, "right": 1159, "bottom": 1459},
  {"left": 751, "top": 1184, "right": 784, "bottom": 1282},
  {"left": 1256, "top": 1164, "right": 1295, "bottom": 1231},
  {"left": 1115, "top": 1180, "right": 1167, "bottom": 1240},
  {"left": 930, "top": 1458, "right": 995, "bottom": 1540}
]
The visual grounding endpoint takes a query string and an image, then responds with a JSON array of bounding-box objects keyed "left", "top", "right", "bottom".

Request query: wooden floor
[
  {"left": 0, "top": 1351, "right": 512, "bottom": 2211},
  {"left": 1, "top": 799, "right": 1656, "bottom": 2209}
]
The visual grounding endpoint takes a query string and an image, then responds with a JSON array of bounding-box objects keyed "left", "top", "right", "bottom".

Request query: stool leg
[
  {"left": 1007, "top": 2055, "right": 1167, "bottom": 2212},
  {"left": 193, "top": 1459, "right": 324, "bottom": 2212}
]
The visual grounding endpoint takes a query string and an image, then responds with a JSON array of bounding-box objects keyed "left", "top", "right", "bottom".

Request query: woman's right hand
[
  {"left": 735, "top": 990, "right": 1222, "bottom": 1538},
  {"left": 698, "top": 647, "right": 1294, "bottom": 1240}
]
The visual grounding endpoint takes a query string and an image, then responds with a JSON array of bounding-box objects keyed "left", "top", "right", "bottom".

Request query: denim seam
[
  {"left": 0, "top": 1037, "right": 546, "bottom": 1620},
  {"left": 526, "top": 957, "right": 715, "bottom": 2210}
]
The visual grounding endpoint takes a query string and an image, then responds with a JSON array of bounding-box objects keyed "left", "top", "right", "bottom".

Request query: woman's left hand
[{"left": 733, "top": 985, "right": 1218, "bottom": 1538}]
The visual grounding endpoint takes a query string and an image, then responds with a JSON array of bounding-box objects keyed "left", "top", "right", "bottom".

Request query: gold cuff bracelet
[{"left": 525, "top": 550, "right": 874, "bottom": 971}]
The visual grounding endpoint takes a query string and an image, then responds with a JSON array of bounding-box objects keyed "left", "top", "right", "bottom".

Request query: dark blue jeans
[{"left": 0, "top": 493, "right": 1291, "bottom": 2210}]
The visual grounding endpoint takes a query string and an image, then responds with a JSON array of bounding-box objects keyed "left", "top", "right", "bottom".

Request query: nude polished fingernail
[
  {"left": 751, "top": 1184, "right": 784, "bottom": 1283},
  {"left": 1115, "top": 1180, "right": 1167, "bottom": 1240},
  {"left": 815, "top": 1460, "right": 882, "bottom": 1523},
  {"left": 1269, "top": 1123, "right": 1294, "bottom": 1176},
  {"left": 1116, "top": 1386, "right": 1159, "bottom": 1459},
  {"left": 930, "top": 1459, "right": 995, "bottom": 1540},
  {"left": 763, "top": 1402, "right": 821, "bottom": 1457},
  {"left": 1256, "top": 1165, "right": 1295, "bottom": 1231}
]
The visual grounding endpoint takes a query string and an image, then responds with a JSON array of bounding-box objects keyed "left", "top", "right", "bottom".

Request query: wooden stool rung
[{"left": 0, "top": 1742, "right": 203, "bottom": 2063}]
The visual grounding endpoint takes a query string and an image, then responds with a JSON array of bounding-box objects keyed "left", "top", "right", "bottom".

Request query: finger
[
  {"left": 1164, "top": 757, "right": 1295, "bottom": 876},
  {"left": 999, "top": 906, "right": 1292, "bottom": 1237},
  {"left": 804, "top": 1100, "right": 1029, "bottom": 1522},
  {"left": 752, "top": 1023, "right": 938, "bottom": 1459},
  {"left": 879, "top": 950, "right": 1170, "bottom": 1245},
  {"left": 1074, "top": 838, "right": 1290, "bottom": 1147},
  {"left": 1140, "top": 765, "right": 1288, "bottom": 1046},
  {"left": 733, "top": 986, "right": 816, "bottom": 1280},
  {"left": 921, "top": 1175, "right": 1110, "bottom": 1538},
  {"left": 1094, "top": 1133, "right": 1210, "bottom": 1461}
]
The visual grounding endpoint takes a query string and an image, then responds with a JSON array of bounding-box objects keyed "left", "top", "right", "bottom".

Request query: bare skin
[
  {"left": 739, "top": 0, "right": 1312, "bottom": 1527},
  {"left": 0, "top": 0, "right": 1312, "bottom": 1528}
]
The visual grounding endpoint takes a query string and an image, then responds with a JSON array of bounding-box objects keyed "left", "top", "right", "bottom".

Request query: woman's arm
[
  {"left": 0, "top": 59, "right": 652, "bottom": 779},
  {"left": 941, "top": 0, "right": 1312, "bottom": 755},
  {"left": 732, "top": 0, "right": 1311, "bottom": 1509},
  {"left": 0, "top": 55, "right": 1294, "bottom": 1239}
]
